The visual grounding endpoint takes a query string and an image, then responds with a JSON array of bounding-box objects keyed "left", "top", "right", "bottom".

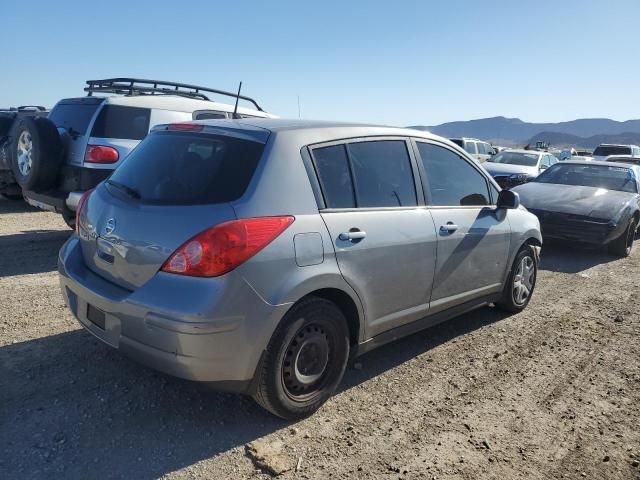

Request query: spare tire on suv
[{"left": 10, "top": 117, "right": 63, "bottom": 191}]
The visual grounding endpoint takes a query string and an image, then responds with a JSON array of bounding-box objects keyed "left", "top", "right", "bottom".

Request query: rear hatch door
[{"left": 77, "top": 127, "right": 268, "bottom": 290}]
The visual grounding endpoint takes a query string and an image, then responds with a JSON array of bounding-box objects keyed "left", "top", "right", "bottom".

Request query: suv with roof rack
[{"left": 1, "top": 78, "right": 274, "bottom": 226}]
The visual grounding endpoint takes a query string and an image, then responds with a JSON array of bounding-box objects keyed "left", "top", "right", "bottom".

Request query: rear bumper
[
  {"left": 58, "top": 236, "right": 290, "bottom": 388},
  {"left": 24, "top": 166, "right": 111, "bottom": 212}
]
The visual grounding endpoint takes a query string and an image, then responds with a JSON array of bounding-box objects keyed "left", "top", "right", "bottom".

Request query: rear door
[
  {"left": 47, "top": 98, "right": 104, "bottom": 166},
  {"left": 414, "top": 140, "right": 511, "bottom": 312},
  {"left": 85, "top": 105, "right": 151, "bottom": 169},
  {"left": 310, "top": 138, "right": 437, "bottom": 337},
  {"left": 78, "top": 129, "right": 268, "bottom": 290}
]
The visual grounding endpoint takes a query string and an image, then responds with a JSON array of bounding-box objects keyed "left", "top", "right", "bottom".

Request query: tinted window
[
  {"left": 347, "top": 141, "right": 417, "bottom": 207},
  {"left": 313, "top": 145, "right": 356, "bottom": 208},
  {"left": 91, "top": 105, "right": 150, "bottom": 140},
  {"left": 450, "top": 139, "right": 464, "bottom": 148},
  {"left": 492, "top": 151, "right": 539, "bottom": 166},
  {"left": 464, "top": 141, "right": 477, "bottom": 154},
  {"left": 418, "top": 142, "right": 490, "bottom": 206},
  {"left": 194, "top": 111, "right": 227, "bottom": 120},
  {"left": 48, "top": 103, "right": 100, "bottom": 134},
  {"left": 593, "top": 145, "right": 632, "bottom": 156},
  {"left": 535, "top": 163, "right": 637, "bottom": 193},
  {"left": 108, "top": 132, "right": 264, "bottom": 205}
]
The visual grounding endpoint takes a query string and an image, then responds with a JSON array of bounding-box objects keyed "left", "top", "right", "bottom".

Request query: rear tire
[
  {"left": 10, "top": 117, "right": 62, "bottom": 191},
  {"left": 495, "top": 245, "right": 537, "bottom": 313},
  {"left": 608, "top": 217, "right": 636, "bottom": 258},
  {"left": 252, "top": 297, "right": 350, "bottom": 419}
]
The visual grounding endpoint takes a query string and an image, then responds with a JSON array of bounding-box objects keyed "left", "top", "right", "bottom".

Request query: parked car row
[
  {"left": 2, "top": 78, "right": 638, "bottom": 420},
  {"left": 0, "top": 78, "right": 275, "bottom": 226}
]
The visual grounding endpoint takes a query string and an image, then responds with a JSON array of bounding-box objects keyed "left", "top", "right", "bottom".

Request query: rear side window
[
  {"left": 450, "top": 139, "right": 464, "bottom": 148},
  {"left": 348, "top": 141, "right": 417, "bottom": 207},
  {"left": 417, "top": 142, "right": 490, "bottom": 206},
  {"left": 91, "top": 105, "right": 150, "bottom": 140},
  {"left": 312, "top": 140, "right": 417, "bottom": 208},
  {"left": 108, "top": 132, "right": 264, "bottom": 205},
  {"left": 313, "top": 145, "right": 356, "bottom": 208},
  {"left": 48, "top": 103, "right": 100, "bottom": 134},
  {"left": 464, "top": 141, "right": 477, "bottom": 154}
]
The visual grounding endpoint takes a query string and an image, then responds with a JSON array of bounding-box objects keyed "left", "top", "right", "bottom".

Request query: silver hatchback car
[{"left": 59, "top": 119, "right": 542, "bottom": 418}]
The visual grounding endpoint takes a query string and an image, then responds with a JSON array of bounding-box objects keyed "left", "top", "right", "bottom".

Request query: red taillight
[
  {"left": 85, "top": 145, "right": 119, "bottom": 164},
  {"left": 75, "top": 189, "right": 93, "bottom": 234},
  {"left": 161, "top": 216, "right": 295, "bottom": 277},
  {"left": 167, "top": 123, "right": 204, "bottom": 132}
]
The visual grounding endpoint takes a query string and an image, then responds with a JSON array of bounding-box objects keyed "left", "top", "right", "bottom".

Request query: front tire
[
  {"left": 608, "top": 217, "right": 637, "bottom": 258},
  {"left": 252, "top": 297, "right": 350, "bottom": 419},
  {"left": 496, "top": 245, "right": 537, "bottom": 313}
]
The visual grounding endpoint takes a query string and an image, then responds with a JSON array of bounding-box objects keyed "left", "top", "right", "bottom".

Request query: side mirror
[{"left": 497, "top": 189, "right": 520, "bottom": 209}]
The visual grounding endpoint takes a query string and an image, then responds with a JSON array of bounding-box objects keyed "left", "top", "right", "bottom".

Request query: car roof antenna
[{"left": 232, "top": 81, "right": 242, "bottom": 119}]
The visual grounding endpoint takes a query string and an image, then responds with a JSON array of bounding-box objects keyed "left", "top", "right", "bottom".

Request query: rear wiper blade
[{"left": 106, "top": 180, "right": 141, "bottom": 199}]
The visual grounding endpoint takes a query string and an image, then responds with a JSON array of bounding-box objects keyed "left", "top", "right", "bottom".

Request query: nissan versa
[{"left": 58, "top": 119, "right": 542, "bottom": 418}]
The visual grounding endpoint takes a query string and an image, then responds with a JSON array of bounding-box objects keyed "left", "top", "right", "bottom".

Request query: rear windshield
[
  {"left": 491, "top": 151, "right": 539, "bottom": 166},
  {"left": 91, "top": 105, "right": 150, "bottom": 140},
  {"left": 107, "top": 132, "right": 265, "bottom": 205},
  {"left": 535, "top": 163, "right": 637, "bottom": 193},
  {"left": 593, "top": 145, "right": 631, "bottom": 156},
  {"left": 48, "top": 103, "right": 100, "bottom": 135}
]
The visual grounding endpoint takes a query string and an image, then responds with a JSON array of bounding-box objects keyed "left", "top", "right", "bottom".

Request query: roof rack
[
  {"left": 0, "top": 105, "right": 47, "bottom": 112},
  {"left": 84, "top": 78, "right": 264, "bottom": 111}
]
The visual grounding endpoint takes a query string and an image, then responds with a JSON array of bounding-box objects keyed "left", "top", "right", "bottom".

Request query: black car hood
[
  {"left": 483, "top": 162, "right": 539, "bottom": 177},
  {"left": 512, "top": 182, "right": 637, "bottom": 219}
]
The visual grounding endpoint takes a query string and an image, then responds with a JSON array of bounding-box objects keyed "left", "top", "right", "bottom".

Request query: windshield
[
  {"left": 535, "top": 163, "right": 638, "bottom": 193},
  {"left": 491, "top": 151, "right": 539, "bottom": 166},
  {"left": 108, "top": 131, "right": 265, "bottom": 205},
  {"left": 593, "top": 145, "right": 632, "bottom": 156}
]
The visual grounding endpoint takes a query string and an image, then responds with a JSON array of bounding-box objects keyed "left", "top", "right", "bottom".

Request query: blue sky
[{"left": 1, "top": 0, "right": 639, "bottom": 126}]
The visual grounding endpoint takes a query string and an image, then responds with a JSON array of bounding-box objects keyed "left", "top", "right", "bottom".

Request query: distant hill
[
  {"left": 527, "top": 131, "right": 640, "bottom": 149},
  {"left": 408, "top": 116, "right": 640, "bottom": 145}
]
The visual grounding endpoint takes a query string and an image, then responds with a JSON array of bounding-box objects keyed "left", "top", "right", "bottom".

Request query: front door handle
[
  {"left": 439, "top": 223, "right": 459, "bottom": 234},
  {"left": 339, "top": 230, "right": 367, "bottom": 242}
]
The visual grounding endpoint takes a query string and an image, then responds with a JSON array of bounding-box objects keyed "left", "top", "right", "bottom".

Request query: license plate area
[{"left": 87, "top": 304, "right": 106, "bottom": 330}]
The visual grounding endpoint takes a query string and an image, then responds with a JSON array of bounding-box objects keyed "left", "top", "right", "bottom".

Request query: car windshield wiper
[{"left": 106, "top": 180, "right": 141, "bottom": 199}]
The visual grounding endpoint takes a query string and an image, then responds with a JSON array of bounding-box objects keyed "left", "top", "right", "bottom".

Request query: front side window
[
  {"left": 347, "top": 140, "right": 417, "bottom": 207},
  {"left": 417, "top": 142, "right": 490, "bottom": 206}
]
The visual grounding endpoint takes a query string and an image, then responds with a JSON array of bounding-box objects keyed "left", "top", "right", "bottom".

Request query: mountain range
[{"left": 409, "top": 116, "right": 640, "bottom": 147}]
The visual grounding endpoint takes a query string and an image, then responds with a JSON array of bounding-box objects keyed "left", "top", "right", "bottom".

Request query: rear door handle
[
  {"left": 439, "top": 223, "right": 458, "bottom": 234},
  {"left": 339, "top": 230, "right": 367, "bottom": 241}
]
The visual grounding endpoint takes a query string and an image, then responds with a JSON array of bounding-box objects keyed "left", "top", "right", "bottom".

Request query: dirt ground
[{"left": 0, "top": 197, "right": 639, "bottom": 480}]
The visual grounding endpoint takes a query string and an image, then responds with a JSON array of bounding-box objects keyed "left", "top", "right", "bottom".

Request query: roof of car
[
  {"left": 559, "top": 159, "right": 637, "bottom": 168},
  {"left": 95, "top": 94, "right": 272, "bottom": 116},
  {"left": 191, "top": 117, "right": 447, "bottom": 139},
  {"left": 58, "top": 95, "right": 273, "bottom": 117},
  {"left": 501, "top": 149, "right": 543, "bottom": 155}
]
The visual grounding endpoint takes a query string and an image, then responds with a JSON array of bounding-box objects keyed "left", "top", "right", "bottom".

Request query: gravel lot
[{"left": 1, "top": 197, "right": 639, "bottom": 480}]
